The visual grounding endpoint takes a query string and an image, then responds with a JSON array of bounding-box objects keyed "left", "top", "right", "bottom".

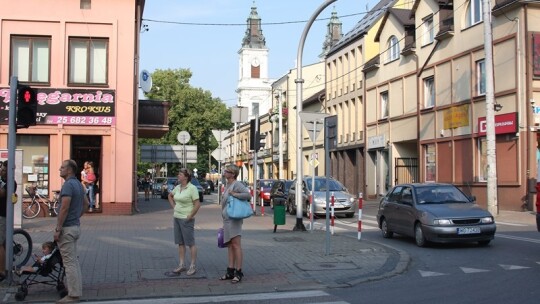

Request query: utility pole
[{"left": 482, "top": 0, "right": 498, "bottom": 214}]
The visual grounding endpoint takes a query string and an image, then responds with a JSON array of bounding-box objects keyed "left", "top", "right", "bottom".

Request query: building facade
[{"left": 1, "top": 0, "right": 168, "bottom": 215}]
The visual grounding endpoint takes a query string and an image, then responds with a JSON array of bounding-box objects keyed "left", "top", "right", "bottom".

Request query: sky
[{"left": 140, "top": 0, "right": 377, "bottom": 106}]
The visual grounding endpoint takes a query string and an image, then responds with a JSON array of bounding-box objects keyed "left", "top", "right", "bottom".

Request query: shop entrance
[{"left": 71, "top": 136, "right": 102, "bottom": 211}]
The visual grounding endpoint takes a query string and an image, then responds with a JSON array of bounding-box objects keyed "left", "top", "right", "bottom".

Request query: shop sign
[
  {"left": 477, "top": 112, "right": 518, "bottom": 136},
  {"left": 368, "top": 135, "right": 385, "bottom": 150},
  {"left": 0, "top": 88, "right": 116, "bottom": 126},
  {"left": 443, "top": 104, "right": 469, "bottom": 129},
  {"left": 533, "top": 33, "right": 540, "bottom": 77}
]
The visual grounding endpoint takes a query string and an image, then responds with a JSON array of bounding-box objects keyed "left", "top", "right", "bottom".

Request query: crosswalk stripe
[{"left": 496, "top": 234, "right": 540, "bottom": 244}]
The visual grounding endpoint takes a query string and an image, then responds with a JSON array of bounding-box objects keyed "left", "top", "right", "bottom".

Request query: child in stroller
[{"left": 14, "top": 241, "right": 66, "bottom": 301}]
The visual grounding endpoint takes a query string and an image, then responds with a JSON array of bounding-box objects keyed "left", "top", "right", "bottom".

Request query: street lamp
[{"left": 272, "top": 89, "right": 285, "bottom": 180}]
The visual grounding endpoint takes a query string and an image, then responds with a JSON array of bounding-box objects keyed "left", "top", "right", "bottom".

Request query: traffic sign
[
  {"left": 299, "top": 112, "right": 329, "bottom": 143},
  {"left": 309, "top": 158, "right": 319, "bottom": 168},
  {"left": 177, "top": 131, "right": 190, "bottom": 144},
  {"left": 211, "top": 148, "right": 227, "bottom": 162},
  {"left": 212, "top": 129, "right": 228, "bottom": 142}
]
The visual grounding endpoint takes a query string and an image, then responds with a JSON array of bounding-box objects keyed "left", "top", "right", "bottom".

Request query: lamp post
[{"left": 274, "top": 89, "right": 284, "bottom": 180}]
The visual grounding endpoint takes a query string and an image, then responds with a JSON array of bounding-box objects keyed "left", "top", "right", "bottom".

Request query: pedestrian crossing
[
  {"left": 84, "top": 290, "right": 350, "bottom": 304},
  {"left": 418, "top": 262, "right": 540, "bottom": 277},
  {"left": 304, "top": 214, "right": 380, "bottom": 232}
]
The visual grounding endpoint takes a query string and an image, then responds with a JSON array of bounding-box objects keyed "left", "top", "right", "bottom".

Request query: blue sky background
[{"left": 140, "top": 0, "right": 377, "bottom": 106}]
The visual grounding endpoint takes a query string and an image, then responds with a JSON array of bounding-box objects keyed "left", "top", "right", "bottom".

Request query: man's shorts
[{"left": 0, "top": 217, "right": 6, "bottom": 244}]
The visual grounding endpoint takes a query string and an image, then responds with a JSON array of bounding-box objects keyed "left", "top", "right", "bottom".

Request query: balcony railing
[{"left": 138, "top": 99, "right": 170, "bottom": 138}]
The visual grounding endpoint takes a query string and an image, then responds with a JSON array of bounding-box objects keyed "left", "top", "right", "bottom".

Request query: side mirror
[{"left": 469, "top": 195, "right": 477, "bottom": 202}]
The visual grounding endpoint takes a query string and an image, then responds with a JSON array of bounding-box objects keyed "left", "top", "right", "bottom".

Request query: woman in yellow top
[{"left": 167, "top": 168, "right": 201, "bottom": 276}]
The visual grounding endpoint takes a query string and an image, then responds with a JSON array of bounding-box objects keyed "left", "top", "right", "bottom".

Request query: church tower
[
  {"left": 320, "top": 8, "right": 343, "bottom": 59},
  {"left": 237, "top": 3, "right": 272, "bottom": 119}
]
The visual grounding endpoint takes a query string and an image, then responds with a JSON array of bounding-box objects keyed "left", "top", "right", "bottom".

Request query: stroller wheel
[{"left": 15, "top": 286, "right": 27, "bottom": 301}]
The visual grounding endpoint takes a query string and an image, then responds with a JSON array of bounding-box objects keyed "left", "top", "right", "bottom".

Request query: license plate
[{"left": 457, "top": 227, "right": 481, "bottom": 235}]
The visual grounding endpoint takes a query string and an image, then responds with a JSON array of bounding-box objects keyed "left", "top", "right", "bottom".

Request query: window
[
  {"left": 424, "top": 77, "right": 435, "bottom": 108},
  {"left": 252, "top": 102, "right": 259, "bottom": 116},
  {"left": 68, "top": 38, "right": 108, "bottom": 85},
  {"left": 466, "top": 0, "right": 483, "bottom": 27},
  {"left": 425, "top": 144, "right": 436, "bottom": 182},
  {"left": 476, "top": 59, "right": 486, "bottom": 95},
  {"left": 380, "top": 91, "right": 389, "bottom": 119},
  {"left": 387, "top": 36, "right": 400, "bottom": 62},
  {"left": 11, "top": 36, "right": 51, "bottom": 83},
  {"left": 423, "top": 17, "right": 434, "bottom": 45},
  {"left": 478, "top": 138, "right": 487, "bottom": 182}
]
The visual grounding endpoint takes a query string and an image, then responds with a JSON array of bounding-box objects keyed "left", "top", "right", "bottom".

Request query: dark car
[
  {"left": 256, "top": 179, "right": 276, "bottom": 206},
  {"left": 190, "top": 177, "right": 204, "bottom": 202},
  {"left": 200, "top": 180, "right": 211, "bottom": 195},
  {"left": 376, "top": 183, "right": 496, "bottom": 247},
  {"left": 286, "top": 176, "right": 356, "bottom": 218},
  {"left": 269, "top": 179, "right": 293, "bottom": 209},
  {"left": 206, "top": 179, "right": 215, "bottom": 193}
]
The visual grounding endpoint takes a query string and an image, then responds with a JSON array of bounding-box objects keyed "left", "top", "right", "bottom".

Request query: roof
[
  {"left": 374, "top": 8, "right": 414, "bottom": 42},
  {"left": 327, "top": 0, "right": 397, "bottom": 56}
]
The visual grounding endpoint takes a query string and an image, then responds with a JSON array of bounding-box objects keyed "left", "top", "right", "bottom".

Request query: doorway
[{"left": 71, "top": 135, "right": 102, "bottom": 211}]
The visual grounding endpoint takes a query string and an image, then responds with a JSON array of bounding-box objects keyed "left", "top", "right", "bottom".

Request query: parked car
[
  {"left": 269, "top": 179, "right": 293, "bottom": 209},
  {"left": 153, "top": 177, "right": 167, "bottom": 198},
  {"left": 190, "top": 177, "right": 204, "bottom": 202},
  {"left": 161, "top": 177, "right": 178, "bottom": 199},
  {"left": 376, "top": 183, "right": 496, "bottom": 247},
  {"left": 256, "top": 179, "right": 276, "bottom": 206},
  {"left": 286, "top": 176, "right": 356, "bottom": 218}
]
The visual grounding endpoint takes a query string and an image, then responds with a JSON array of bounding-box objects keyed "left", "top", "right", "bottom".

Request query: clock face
[{"left": 251, "top": 57, "right": 260, "bottom": 67}]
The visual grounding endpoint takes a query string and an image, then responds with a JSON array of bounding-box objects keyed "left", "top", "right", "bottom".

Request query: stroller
[{"left": 15, "top": 243, "right": 67, "bottom": 301}]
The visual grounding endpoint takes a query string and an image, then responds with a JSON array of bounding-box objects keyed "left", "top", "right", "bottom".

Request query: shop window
[
  {"left": 11, "top": 36, "right": 51, "bottom": 84},
  {"left": 16, "top": 135, "right": 50, "bottom": 196},
  {"left": 68, "top": 37, "right": 108, "bottom": 85},
  {"left": 425, "top": 144, "right": 436, "bottom": 182},
  {"left": 478, "top": 138, "right": 487, "bottom": 182}
]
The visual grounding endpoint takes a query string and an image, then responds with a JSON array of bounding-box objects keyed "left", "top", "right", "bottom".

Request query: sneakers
[
  {"left": 186, "top": 264, "right": 197, "bottom": 276},
  {"left": 172, "top": 264, "right": 186, "bottom": 274}
]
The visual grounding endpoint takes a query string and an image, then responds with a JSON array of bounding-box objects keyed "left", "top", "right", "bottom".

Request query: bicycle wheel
[
  {"left": 21, "top": 200, "right": 40, "bottom": 219},
  {"left": 13, "top": 228, "right": 33, "bottom": 268},
  {"left": 51, "top": 199, "right": 59, "bottom": 216}
]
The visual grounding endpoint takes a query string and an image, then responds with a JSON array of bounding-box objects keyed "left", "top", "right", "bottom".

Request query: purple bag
[{"left": 217, "top": 228, "right": 226, "bottom": 248}]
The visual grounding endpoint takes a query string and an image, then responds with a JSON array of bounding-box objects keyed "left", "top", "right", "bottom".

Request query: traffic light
[{"left": 17, "top": 86, "right": 38, "bottom": 127}]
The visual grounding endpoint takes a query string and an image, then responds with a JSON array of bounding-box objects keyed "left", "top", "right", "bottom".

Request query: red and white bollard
[
  {"left": 358, "top": 192, "right": 363, "bottom": 240},
  {"left": 260, "top": 190, "right": 265, "bottom": 216},
  {"left": 250, "top": 187, "right": 255, "bottom": 213},
  {"left": 330, "top": 192, "right": 335, "bottom": 235},
  {"left": 309, "top": 191, "right": 314, "bottom": 231}
]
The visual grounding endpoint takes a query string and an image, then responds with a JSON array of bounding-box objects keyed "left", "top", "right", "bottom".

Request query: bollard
[
  {"left": 330, "top": 192, "right": 335, "bottom": 235},
  {"left": 309, "top": 191, "right": 314, "bottom": 231},
  {"left": 250, "top": 187, "right": 255, "bottom": 213},
  {"left": 260, "top": 190, "right": 265, "bottom": 216},
  {"left": 358, "top": 192, "right": 363, "bottom": 240}
]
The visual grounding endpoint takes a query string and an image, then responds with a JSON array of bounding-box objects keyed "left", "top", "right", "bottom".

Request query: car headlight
[
  {"left": 433, "top": 219, "right": 452, "bottom": 226},
  {"left": 480, "top": 216, "right": 494, "bottom": 224},
  {"left": 349, "top": 197, "right": 356, "bottom": 204}
]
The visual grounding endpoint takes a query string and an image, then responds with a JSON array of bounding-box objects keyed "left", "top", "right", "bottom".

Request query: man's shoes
[{"left": 56, "top": 295, "right": 80, "bottom": 303}]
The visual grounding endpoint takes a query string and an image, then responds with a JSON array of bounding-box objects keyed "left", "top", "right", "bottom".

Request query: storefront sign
[
  {"left": 0, "top": 88, "right": 116, "bottom": 126},
  {"left": 368, "top": 135, "right": 386, "bottom": 149},
  {"left": 443, "top": 104, "right": 470, "bottom": 129},
  {"left": 477, "top": 112, "right": 518, "bottom": 136},
  {"left": 533, "top": 33, "right": 540, "bottom": 77}
]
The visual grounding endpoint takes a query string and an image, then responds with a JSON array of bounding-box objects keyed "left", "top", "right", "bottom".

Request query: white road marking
[
  {"left": 418, "top": 270, "right": 447, "bottom": 277},
  {"left": 496, "top": 234, "right": 540, "bottom": 244},
  {"left": 499, "top": 264, "right": 531, "bottom": 270},
  {"left": 460, "top": 267, "right": 490, "bottom": 273},
  {"left": 496, "top": 221, "right": 528, "bottom": 227}
]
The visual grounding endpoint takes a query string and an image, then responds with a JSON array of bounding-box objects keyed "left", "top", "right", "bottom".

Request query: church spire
[
  {"left": 320, "top": 7, "right": 343, "bottom": 58},
  {"left": 241, "top": 2, "right": 266, "bottom": 48}
]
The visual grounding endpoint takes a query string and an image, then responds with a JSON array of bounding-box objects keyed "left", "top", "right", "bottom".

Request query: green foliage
[{"left": 138, "top": 68, "right": 232, "bottom": 176}]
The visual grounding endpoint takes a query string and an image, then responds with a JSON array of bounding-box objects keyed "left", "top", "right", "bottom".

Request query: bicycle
[
  {"left": 22, "top": 186, "right": 60, "bottom": 219},
  {"left": 13, "top": 228, "right": 33, "bottom": 268}
]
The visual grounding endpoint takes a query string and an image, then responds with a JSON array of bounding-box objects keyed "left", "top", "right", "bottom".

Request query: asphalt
[{"left": 0, "top": 192, "right": 535, "bottom": 303}]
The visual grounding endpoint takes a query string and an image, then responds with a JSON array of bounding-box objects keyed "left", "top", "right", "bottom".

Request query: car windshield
[
  {"left": 306, "top": 179, "right": 345, "bottom": 192},
  {"left": 415, "top": 186, "right": 470, "bottom": 204},
  {"left": 260, "top": 180, "right": 274, "bottom": 188}
]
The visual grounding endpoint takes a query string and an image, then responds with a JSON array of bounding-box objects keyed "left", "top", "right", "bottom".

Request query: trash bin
[{"left": 273, "top": 197, "right": 286, "bottom": 232}]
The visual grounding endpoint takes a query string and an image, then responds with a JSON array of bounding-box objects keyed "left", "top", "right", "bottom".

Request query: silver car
[
  {"left": 376, "top": 183, "right": 496, "bottom": 247},
  {"left": 287, "top": 176, "right": 356, "bottom": 218}
]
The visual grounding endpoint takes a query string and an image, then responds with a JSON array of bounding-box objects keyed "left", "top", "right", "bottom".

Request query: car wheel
[
  {"left": 288, "top": 201, "right": 296, "bottom": 215},
  {"left": 381, "top": 218, "right": 393, "bottom": 238},
  {"left": 414, "top": 223, "right": 427, "bottom": 247},
  {"left": 478, "top": 240, "right": 491, "bottom": 246}
]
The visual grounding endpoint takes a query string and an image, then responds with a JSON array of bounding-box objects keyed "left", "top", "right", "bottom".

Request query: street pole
[
  {"left": 482, "top": 0, "right": 498, "bottom": 214},
  {"left": 5, "top": 77, "right": 17, "bottom": 283},
  {"left": 278, "top": 90, "right": 284, "bottom": 180},
  {"left": 253, "top": 115, "right": 259, "bottom": 214},
  {"left": 294, "top": 0, "right": 337, "bottom": 231}
]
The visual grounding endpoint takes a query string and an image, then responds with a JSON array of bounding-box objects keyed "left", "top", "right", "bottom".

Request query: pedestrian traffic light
[{"left": 17, "top": 86, "right": 38, "bottom": 127}]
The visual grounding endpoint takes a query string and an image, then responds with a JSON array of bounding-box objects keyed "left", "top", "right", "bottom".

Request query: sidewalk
[{"left": 1, "top": 194, "right": 409, "bottom": 303}]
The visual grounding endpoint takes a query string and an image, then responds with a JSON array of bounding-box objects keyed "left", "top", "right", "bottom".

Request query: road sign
[
  {"left": 140, "top": 145, "right": 197, "bottom": 163},
  {"left": 212, "top": 130, "right": 228, "bottom": 142},
  {"left": 177, "top": 131, "right": 191, "bottom": 144},
  {"left": 299, "top": 112, "right": 329, "bottom": 143},
  {"left": 309, "top": 158, "right": 319, "bottom": 168},
  {"left": 211, "top": 148, "right": 227, "bottom": 162}
]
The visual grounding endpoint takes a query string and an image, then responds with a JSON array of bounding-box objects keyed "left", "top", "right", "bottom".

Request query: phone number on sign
[{"left": 45, "top": 116, "right": 115, "bottom": 125}]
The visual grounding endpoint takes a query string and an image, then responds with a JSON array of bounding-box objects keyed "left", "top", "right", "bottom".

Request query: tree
[{"left": 139, "top": 68, "right": 232, "bottom": 177}]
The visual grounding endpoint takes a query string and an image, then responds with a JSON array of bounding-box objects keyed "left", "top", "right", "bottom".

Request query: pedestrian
[
  {"left": 219, "top": 164, "right": 251, "bottom": 283},
  {"left": 167, "top": 168, "right": 201, "bottom": 276},
  {"left": 81, "top": 161, "right": 96, "bottom": 212},
  {"left": 55, "top": 159, "right": 89, "bottom": 303},
  {"left": 143, "top": 173, "right": 152, "bottom": 201},
  {"left": 0, "top": 160, "right": 16, "bottom": 282}
]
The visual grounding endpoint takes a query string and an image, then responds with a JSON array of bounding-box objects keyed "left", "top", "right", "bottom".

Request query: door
[{"left": 71, "top": 135, "right": 102, "bottom": 208}]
